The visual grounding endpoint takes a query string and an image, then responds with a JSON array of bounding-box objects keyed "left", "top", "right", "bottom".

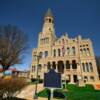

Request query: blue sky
[{"left": 0, "top": 0, "right": 100, "bottom": 70}]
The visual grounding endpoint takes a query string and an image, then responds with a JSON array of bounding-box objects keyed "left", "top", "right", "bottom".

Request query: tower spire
[{"left": 45, "top": 8, "right": 54, "bottom": 18}]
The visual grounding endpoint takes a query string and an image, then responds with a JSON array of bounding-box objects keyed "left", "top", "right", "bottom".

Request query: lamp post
[{"left": 34, "top": 54, "right": 41, "bottom": 99}]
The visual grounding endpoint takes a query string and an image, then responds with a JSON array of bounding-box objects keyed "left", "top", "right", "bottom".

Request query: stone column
[
  {"left": 64, "top": 61, "right": 66, "bottom": 73},
  {"left": 55, "top": 63, "right": 58, "bottom": 72},
  {"left": 70, "top": 75, "right": 74, "bottom": 83},
  {"left": 70, "top": 63, "right": 73, "bottom": 70},
  {"left": 70, "top": 63, "right": 74, "bottom": 83}
]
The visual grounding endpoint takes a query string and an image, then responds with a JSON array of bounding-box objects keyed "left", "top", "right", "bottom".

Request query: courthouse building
[{"left": 30, "top": 9, "right": 99, "bottom": 84}]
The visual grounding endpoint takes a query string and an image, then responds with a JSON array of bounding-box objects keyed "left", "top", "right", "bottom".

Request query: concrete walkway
[
  {"left": 17, "top": 84, "right": 44, "bottom": 100},
  {"left": 16, "top": 84, "right": 63, "bottom": 100}
]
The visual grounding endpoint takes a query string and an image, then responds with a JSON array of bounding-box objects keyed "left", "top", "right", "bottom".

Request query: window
[
  {"left": 83, "top": 48, "right": 87, "bottom": 56},
  {"left": 53, "top": 49, "right": 56, "bottom": 57},
  {"left": 72, "top": 60, "right": 77, "bottom": 69},
  {"left": 86, "top": 63, "right": 89, "bottom": 72},
  {"left": 47, "top": 62, "right": 51, "bottom": 70},
  {"left": 84, "top": 76, "right": 88, "bottom": 82},
  {"left": 90, "top": 76, "right": 95, "bottom": 82},
  {"left": 82, "top": 63, "right": 85, "bottom": 72},
  {"left": 46, "top": 38, "right": 49, "bottom": 44},
  {"left": 67, "top": 47, "right": 70, "bottom": 55},
  {"left": 87, "top": 48, "right": 90, "bottom": 56},
  {"left": 33, "top": 56, "right": 37, "bottom": 61},
  {"left": 58, "top": 49, "right": 61, "bottom": 56},
  {"left": 44, "top": 51, "right": 48, "bottom": 58},
  {"left": 62, "top": 39, "right": 65, "bottom": 44},
  {"left": 66, "top": 61, "right": 70, "bottom": 69},
  {"left": 86, "top": 44, "right": 88, "bottom": 46},
  {"left": 89, "top": 63, "right": 93, "bottom": 72},
  {"left": 49, "top": 19, "right": 51, "bottom": 23},
  {"left": 39, "top": 52, "right": 43, "bottom": 58},
  {"left": 38, "top": 64, "right": 42, "bottom": 72}
]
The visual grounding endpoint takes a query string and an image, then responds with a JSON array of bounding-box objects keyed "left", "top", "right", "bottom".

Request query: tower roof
[{"left": 45, "top": 8, "right": 54, "bottom": 18}]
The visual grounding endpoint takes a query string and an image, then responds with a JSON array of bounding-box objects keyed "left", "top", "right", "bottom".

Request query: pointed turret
[
  {"left": 45, "top": 8, "right": 54, "bottom": 18},
  {"left": 38, "top": 9, "right": 56, "bottom": 47}
]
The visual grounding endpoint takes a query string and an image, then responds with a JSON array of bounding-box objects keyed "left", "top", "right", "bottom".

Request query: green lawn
[{"left": 38, "top": 84, "right": 100, "bottom": 100}]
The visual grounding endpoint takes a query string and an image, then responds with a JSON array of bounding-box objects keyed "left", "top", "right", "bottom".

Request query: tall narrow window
[
  {"left": 39, "top": 52, "right": 43, "bottom": 58},
  {"left": 49, "top": 19, "right": 51, "bottom": 23},
  {"left": 38, "top": 64, "right": 42, "bottom": 72},
  {"left": 44, "top": 51, "right": 48, "bottom": 58},
  {"left": 67, "top": 47, "right": 70, "bottom": 55},
  {"left": 86, "top": 63, "right": 89, "bottom": 72},
  {"left": 66, "top": 61, "right": 70, "bottom": 69},
  {"left": 83, "top": 48, "right": 87, "bottom": 56},
  {"left": 46, "top": 38, "right": 49, "bottom": 44},
  {"left": 72, "top": 60, "right": 77, "bottom": 69},
  {"left": 87, "top": 48, "right": 90, "bottom": 56},
  {"left": 58, "top": 49, "right": 61, "bottom": 56},
  {"left": 72, "top": 47, "right": 75, "bottom": 55},
  {"left": 47, "top": 62, "right": 51, "bottom": 70},
  {"left": 89, "top": 63, "right": 93, "bottom": 72},
  {"left": 53, "top": 49, "right": 56, "bottom": 57},
  {"left": 82, "top": 63, "right": 85, "bottom": 72}
]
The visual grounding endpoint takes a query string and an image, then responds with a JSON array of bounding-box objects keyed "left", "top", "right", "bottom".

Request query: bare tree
[{"left": 0, "top": 25, "right": 28, "bottom": 71}]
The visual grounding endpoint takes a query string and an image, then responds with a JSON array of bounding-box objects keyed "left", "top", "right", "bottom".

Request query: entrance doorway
[{"left": 73, "top": 75, "right": 78, "bottom": 83}]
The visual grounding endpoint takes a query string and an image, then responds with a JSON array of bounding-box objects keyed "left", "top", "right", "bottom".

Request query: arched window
[
  {"left": 47, "top": 62, "right": 51, "bottom": 70},
  {"left": 72, "top": 60, "right": 77, "bottom": 69},
  {"left": 90, "top": 76, "right": 95, "bottom": 82},
  {"left": 87, "top": 48, "right": 90, "bottom": 56},
  {"left": 58, "top": 49, "right": 61, "bottom": 56},
  {"left": 67, "top": 47, "right": 70, "bottom": 55},
  {"left": 38, "top": 64, "right": 42, "bottom": 72},
  {"left": 49, "top": 19, "right": 51, "bottom": 23},
  {"left": 82, "top": 63, "right": 85, "bottom": 72},
  {"left": 89, "top": 63, "right": 93, "bottom": 72},
  {"left": 39, "top": 52, "right": 43, "bottom": 58},
  {"left": 66, "top": 61, "right": 70, "bottom": 69},
  {"left": 86, "top": 63, "right": 89, "bottom": 72},
  {"left": 83, "top": 48, "right": 87, "bottom": 56},
  {"left": 44, "top": 51, "right": 48, "bottom": 58},
  {"left": 45, "top": 38, "right": 49, "bottom": 44},
  {"left": 53, "top": 49, "right": 56, "bottom": 57},
  {"left": 62, "top": 39, "right": 65, "bottom": 44},
  {"left": 84, "top": 76, "right": 88, "bottom": 82},
  {"left": 52, "top": 62, "right": 56, "bottom": 69}
]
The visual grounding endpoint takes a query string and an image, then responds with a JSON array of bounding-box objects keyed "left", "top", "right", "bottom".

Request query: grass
[{"left": 38, "top": 84, "right": 100, "bottom": 100}]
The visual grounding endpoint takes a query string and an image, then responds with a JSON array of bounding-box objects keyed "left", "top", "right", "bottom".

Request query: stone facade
[{"left": 30, "top": 9, "right": 99, "bottom": 84}]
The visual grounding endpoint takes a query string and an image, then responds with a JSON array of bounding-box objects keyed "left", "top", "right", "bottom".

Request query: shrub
[
  {"left": 0, "top": 77, "right": 27, "bottom": 100},
  {"left": 31, "top": 78, "right": 43, "bottom": 83}
]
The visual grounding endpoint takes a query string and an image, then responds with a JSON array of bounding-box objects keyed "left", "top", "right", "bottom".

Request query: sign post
[{"left": 44, "top": 69, "right": 61, "bottom": 100}]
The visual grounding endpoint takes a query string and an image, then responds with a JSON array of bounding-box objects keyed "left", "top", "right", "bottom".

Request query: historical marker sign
[{"left": 44, "top": 69, "right": 61, "bottom": 88}]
